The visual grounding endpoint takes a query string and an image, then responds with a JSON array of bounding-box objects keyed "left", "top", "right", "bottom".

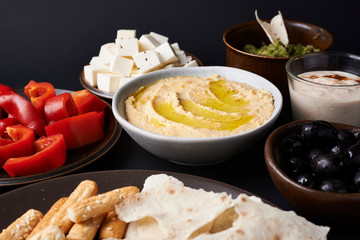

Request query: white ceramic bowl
[{"left": 112, "top": 66, "right": 283, "bottom": 165}]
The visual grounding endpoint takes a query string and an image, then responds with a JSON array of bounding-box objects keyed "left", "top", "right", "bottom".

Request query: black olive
[
  {"left": 310, "top": 152, "right": 339, "bottom": 178},
  {"left": 281, "top": 155, "right": 305, "bottom": 176},
  {"left": 331, "top": 144, "right": 347, "bottom": 157},
  {"left": 308, "top": 148, "right": 324, "bottom": 162},
  {"left": 344, "top": 144, "right": 360, "bottom": 168},
  {"left": 337, "top": 129, "right": 357, "bottom": 148},
  {"left": 318, "top": 178, "right": 348, "bottom": 193},
  {"left": 280, "top": 134, "right": 306, "bottom": 157},
  {"left": 300, "top": 121, "right": 337, "bottom": 148},
  {"left": 295, "top": 172, "right": 316, "bottom": 188}
]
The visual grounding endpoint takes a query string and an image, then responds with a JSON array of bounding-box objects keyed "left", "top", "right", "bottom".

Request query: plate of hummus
[{"left": 112, "top": 66, "right": 282, "bottom": 165}]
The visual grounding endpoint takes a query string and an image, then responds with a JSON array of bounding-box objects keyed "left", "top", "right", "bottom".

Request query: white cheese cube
[
  {"left": 154, "top": 42, "right": 178, "bottom": 66},
  {"left": 116, "top": 29, "right": 136, "bottom": 39},
  {"left": 90, "top": 56, "right": 111, "bottom": 66},
  {"left": 83, "top": 65, "right": 109, "bottom": 86},
  {"left": 97, "top": 73, "right": 121, "bottom": 93},
  {"left": 183, "top": 60, "right": 199, "bottom": 67},
  {"left": 133, "top": 50, "right": 162, "bottom": 73},
  {"left": 109, "top": 55, "right": 134, "bottom": 77},
  {"left": 171, "top": 42, "right": 181, "bottom": 52},
  {"left": 115, "top": 38, "right": 139, "bottom": 57},
  {"left": 119, "top": 77, "right": 134, "bottom": 88},
  {"left": 185, "top": 55, "right": 193, "bottom": 63},
  {"left": 150, "top": 32, "right": 169, "bottom": 44},
  {"left": 174, "top": 50, "right": 188, "bottom": 66},
  {"left": 139, "top": 34, "right": 160, "bottom": 51},
  {"left": 99, "top": 43, "right": 116, "bottom": 58}
]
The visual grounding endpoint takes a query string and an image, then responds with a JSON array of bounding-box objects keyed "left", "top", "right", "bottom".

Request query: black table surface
[{"left": 1, "top": 1, "right": 359, "bottom": 239}]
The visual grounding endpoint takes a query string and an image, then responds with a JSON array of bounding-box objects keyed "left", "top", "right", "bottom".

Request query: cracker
[{"left": 67, "top": 186, "right": 139, "bottom": 223}]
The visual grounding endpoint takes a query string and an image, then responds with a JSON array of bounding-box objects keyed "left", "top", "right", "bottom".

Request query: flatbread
[
  {"left": 255, "top": 10, "right": 289, "bottom": 46},
  {"left": 116, "top": 174, "right": 329, "bottom": 240}
]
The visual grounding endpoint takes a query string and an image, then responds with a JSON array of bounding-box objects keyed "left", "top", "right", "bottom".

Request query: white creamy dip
[
  {"left": 298, "top": 71, "right": 360, "bottom": 85},
  {"left": 289, "top": 70, "right": 360, "bottom": 126}
]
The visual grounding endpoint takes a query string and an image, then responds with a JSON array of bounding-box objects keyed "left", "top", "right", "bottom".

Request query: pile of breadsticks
[{"left": 0, "top": 180, "right": 139, "bottom": 240}]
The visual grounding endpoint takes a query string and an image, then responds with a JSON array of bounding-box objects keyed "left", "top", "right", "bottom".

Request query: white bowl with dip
[
  {"left": 286, "top": 51, "right": 360, "bottom": 126},
  {"left": 112, "top": 66, "right": 282, "bottom": 165}
]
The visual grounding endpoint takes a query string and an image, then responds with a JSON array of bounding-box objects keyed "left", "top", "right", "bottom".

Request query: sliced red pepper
[
  {"left": 0, "top": 84, "right": 15, "bottom": 94},
  {"left": 3, "top": 134, "right": 67, "bottom": 177},
  {"left": 44, "top": 92, "right": 78, "bottom": 124},
  {"left": 24, "top": 80, "right": 56, "bottom": 116},
  {"left": 45, "top": 111, "right": 105, "bottom": 150},
  {"left": 72, "top": 89, "right": 107, "bottom": 114},
  {"left": 0, "top": 91, "right": 47, "bottom": 136},
  {"left": 0, "top": 124, "right": 35, "bottom": 167},
  {"left": 0, "top": 139, "right": 14, "bottom": 146},
  {"left": 0, "top": 118, "right": 20, "bottom": 139}
]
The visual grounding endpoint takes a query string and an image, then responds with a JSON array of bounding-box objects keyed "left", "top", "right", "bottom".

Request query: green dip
[{"left": 243, "top": 39, "right": 319, "bottom": 57}]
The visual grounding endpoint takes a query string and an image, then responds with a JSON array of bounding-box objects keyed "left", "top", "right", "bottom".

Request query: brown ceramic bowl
[
  {"left": 223, "top": 20, "right": 333, "bottom": 107},
  {"left": 264, "top": 120, "right": 360, "bottom": 225}
]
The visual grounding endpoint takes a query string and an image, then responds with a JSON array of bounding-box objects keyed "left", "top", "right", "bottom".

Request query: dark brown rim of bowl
[
  {"left": 223, "top": 20, "right": 334, "bottom": 60},
  {"left": 264, "top": 120, "right": 360, "bottom": 197}
]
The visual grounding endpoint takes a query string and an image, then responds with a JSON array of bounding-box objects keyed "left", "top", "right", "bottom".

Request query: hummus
[{"left": 125, "top": 74, "right": 274, "bottom": 137}]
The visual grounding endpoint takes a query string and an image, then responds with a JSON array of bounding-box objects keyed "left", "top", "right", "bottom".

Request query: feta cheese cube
[
  {"left": 183, "top": 60, "right": 199, "bottom": 67},
  {"left": 109, "top": 55, "right": 134, "bottom": 77},
  {"left": 139, "top": 34, "right": 160, "bottom": 51},
  {"left": 83, "top": 65, "right": 109, "bottom": 86},
  {"left": 174, "top": 50, "right": 188, "bottom": 66},
  {"left": 115, "top": 38, "right": 139, "bottom": 57},
  {"left": 116, "top": 29, "right": 136, "bottom": 39},
  {"left": 171, "top": 42, "right": 181, "bottom": 52},
  {"left": 150, "top": 32, "right": 169, "bottom": 44},
  {"left": 133, "top": 50, "right": 162, "bottom": 73},
  {"left": 97, "top": 73, "right": 121, "bottom": 93},
  {"left": 90, "top": 56, "right": 112, "bottom": 66},
  {"left": 154, "top": 42, "right": 178, "bottom": 66},
  {"left": 99, "top": 43, "right": 116, "bottom": 58}
]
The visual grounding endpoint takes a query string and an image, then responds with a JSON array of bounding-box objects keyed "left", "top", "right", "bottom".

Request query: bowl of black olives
[{"left": 265, "top": 120, "right": 360, "bottom": 225}]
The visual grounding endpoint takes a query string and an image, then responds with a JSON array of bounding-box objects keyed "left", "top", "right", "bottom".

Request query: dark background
[
  {"left": 1, "top": 1, "right": 359, "bottom": 239},
  {"left": 1, "top": 0, "right": 359, "bottom": 90}
]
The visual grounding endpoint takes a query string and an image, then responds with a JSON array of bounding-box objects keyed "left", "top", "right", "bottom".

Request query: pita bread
[
  {"left": 255, "top": 10, "right": 289, "bottom": 46},
  {"left": 116, "top": 174, "right": 329, "bottom": 240}
]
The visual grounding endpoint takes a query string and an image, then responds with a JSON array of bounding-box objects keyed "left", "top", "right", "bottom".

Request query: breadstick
[
  {"left": 49, "top": 180, "right": 98, "bottom": 234},
  {"left": 99, "top": 211, "right": 127, "bottom": 240},
  {"left": 67, "top": 186, "right": 139, "bottom": 223},
  {"left": 0, "top": 209, "right": 43, "bottom": 240},
  {"left": 26, "top": 197, "right": 68, "bottom": 240},
  {"left": 66, "top": 213, "right": 106, "bottom": 240},
  {"left": 27, "top": 225, "right": 65, "bottom": 240}
]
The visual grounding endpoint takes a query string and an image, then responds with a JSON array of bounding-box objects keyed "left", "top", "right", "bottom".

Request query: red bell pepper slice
[
  {"left": 72, "top": 89, "right": 107, "bottom": 114},
  {"left": 44, "top": 92, "right": 78, "bottom": 124},
  {"left": 3, "top": 134, "right": 67, "bottom": 177},
  {"left": 0, "top": 91, "right": 47, "bottom": 136},
  {"left": 24, "top": 80, "right": 56, "bottom": 116},
  {"left": 0, "top": 84, "right": 15, "bottom": 94},
  {"left": 0, "top": 118, "right": 20, "bottom": 139},
  {"left": 0, "top": 124, "right": 35, "bottom": 167},
  {"left": 45, "top": 111, "right": 105, "bottom": 150}
]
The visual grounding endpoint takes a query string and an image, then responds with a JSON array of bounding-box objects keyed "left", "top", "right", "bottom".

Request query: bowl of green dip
[{"left": 223, "top": 20, "right": 333, "bottom": 107}]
